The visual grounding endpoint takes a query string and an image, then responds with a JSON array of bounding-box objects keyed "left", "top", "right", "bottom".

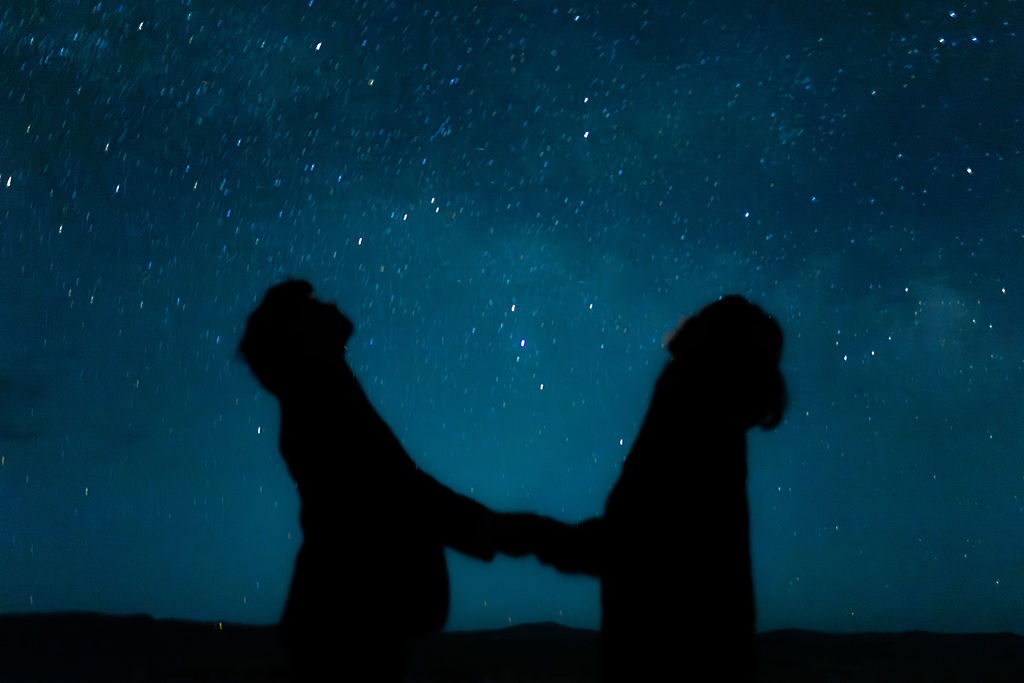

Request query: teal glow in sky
[{"left": 1, "top": 0, "right": 1021, "bottom": 634}]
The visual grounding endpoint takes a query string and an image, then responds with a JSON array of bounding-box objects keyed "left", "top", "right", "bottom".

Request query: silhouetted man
[
  {"left": 239, "top": 280, "right": 497, "bottom": 682},
  {"left": 497, "top": 295, "right": 787, "bottom": 682}
]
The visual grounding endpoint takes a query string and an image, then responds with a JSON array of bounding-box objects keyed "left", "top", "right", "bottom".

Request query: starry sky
[{"left": 1, "top": 0, "right": 1022, "bottom": 635}]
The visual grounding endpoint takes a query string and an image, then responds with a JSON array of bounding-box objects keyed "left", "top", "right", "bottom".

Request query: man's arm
[{"left": 413, "top": 467, "right": 497, "bottom": 561}]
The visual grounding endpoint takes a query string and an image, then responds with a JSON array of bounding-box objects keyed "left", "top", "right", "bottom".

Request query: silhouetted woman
[
  {"left": 499, "top": 295, "right": 786, "bottom": 682},
  {"left": 239, "top": 280, "right": 497, "bottom": 682}
]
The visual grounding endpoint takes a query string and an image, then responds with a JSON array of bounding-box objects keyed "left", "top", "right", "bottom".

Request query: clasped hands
[{"left": 471, "top": 512, "right": 584, "bottom": 571}]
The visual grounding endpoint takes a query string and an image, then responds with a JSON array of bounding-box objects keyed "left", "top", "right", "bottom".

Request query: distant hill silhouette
[
  {"left": 0, "top": 612, "right": 288, "bottom": 682},
  {"left": 3, "top": 613, "right": 1024, "bottom": 682}
]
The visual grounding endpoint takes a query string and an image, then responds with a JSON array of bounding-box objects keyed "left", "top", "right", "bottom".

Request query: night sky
[{"left": 1, "top": 0, "right": 1022, "bottom": 635}]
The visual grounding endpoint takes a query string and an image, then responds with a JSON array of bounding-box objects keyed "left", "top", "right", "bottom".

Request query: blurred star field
[{"left": 1, "top": 0, "right": 1022, "bottom": 634}]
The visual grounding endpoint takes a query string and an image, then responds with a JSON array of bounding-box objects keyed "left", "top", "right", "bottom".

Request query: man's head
[{"left": 238, "top": 280, "right": 354, "bottom": 397}]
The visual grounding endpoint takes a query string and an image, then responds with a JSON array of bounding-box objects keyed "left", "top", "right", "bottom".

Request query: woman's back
[{"left": 599, "top": 369, "right": 756, "bottom": 681}]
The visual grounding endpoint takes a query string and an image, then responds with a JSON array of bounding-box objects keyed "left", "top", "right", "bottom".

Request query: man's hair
[{"left": 238, "top": 279, "right": 317, "bottom": 394}]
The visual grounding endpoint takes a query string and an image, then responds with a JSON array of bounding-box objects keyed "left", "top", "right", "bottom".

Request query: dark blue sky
[{"left": 1, "top": 0, "right": 1021, "bottom": 634}]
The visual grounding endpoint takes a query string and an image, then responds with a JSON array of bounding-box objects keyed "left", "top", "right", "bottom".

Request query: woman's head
[
  {"left": 238, "top": 280, "right": 354, "bottom": 396},
  {"left": 666, "top": 295, "right": 787, "bottom": 430}
]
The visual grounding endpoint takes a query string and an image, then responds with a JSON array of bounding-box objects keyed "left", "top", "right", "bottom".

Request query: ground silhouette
[
  {"left": 496, "top": 295, "right": 787, "bottom": 682},
  {"left": 239, "top": 279, "right": 498, "bottom": 682}
]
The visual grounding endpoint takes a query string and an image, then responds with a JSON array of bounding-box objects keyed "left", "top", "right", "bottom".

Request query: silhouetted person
[
  {"left": 239, "top": 280, "right": 497, "bottom": 682},
  {"left": 497, "top": 295, "right": 787, "bottom": 682}
]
